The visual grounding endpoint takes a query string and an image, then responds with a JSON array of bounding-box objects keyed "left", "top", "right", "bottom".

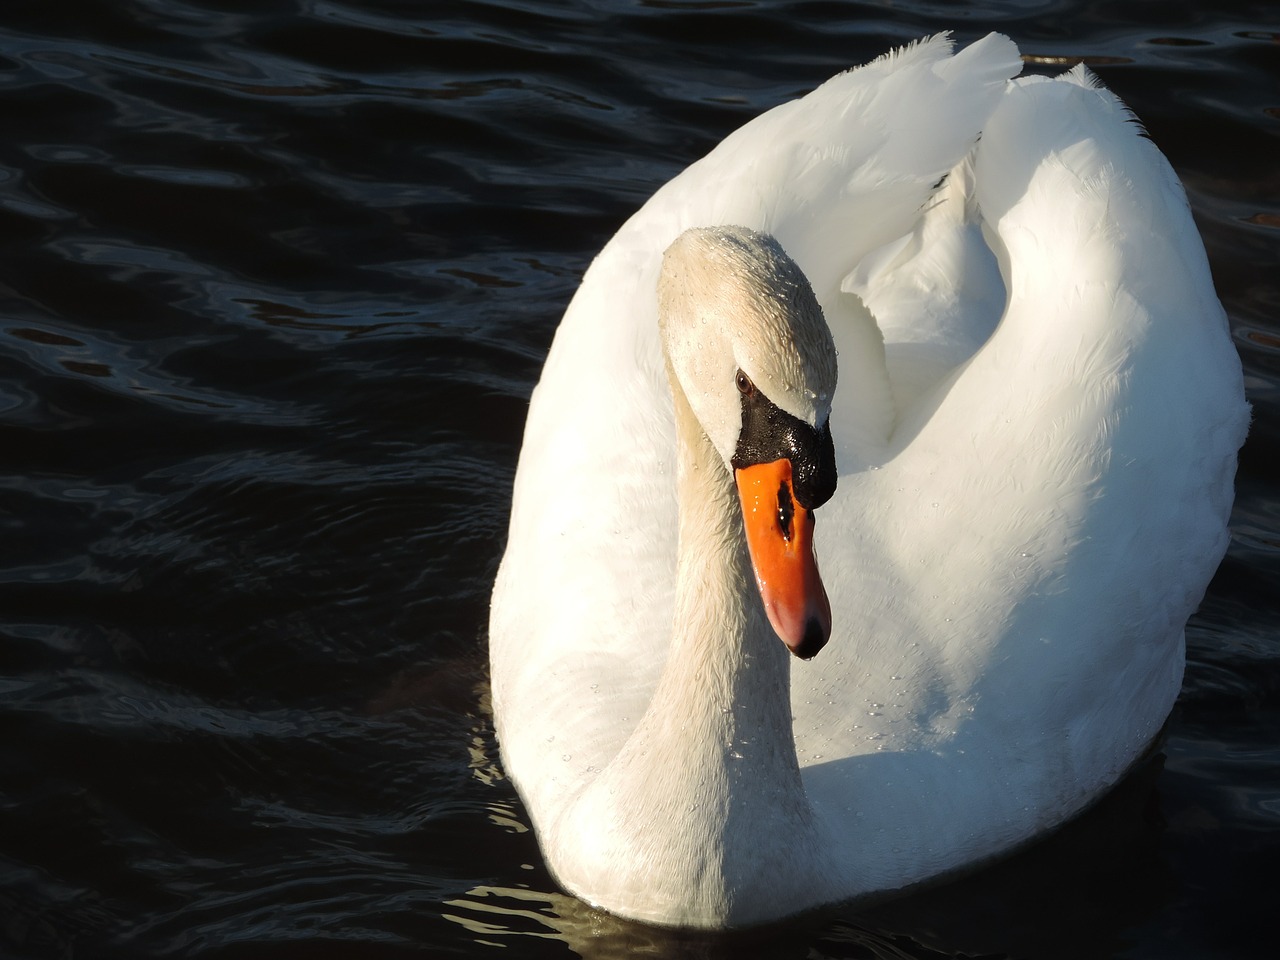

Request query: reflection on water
[
  {"left": 441, "top": 750, "right": 1172, "bottom": 960},
  {"left": 1, "top": 1, "right": 1277, "bottom": 958}
]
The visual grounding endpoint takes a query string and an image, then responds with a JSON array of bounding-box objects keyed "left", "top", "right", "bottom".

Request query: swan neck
[
  {"left": 546, "top": 326, "right": 841, "bottom": 927},
  {"left": 667, "top": 374, "right": 791, "bottom": 713},
  {"left": 553, "top": 375, "right": 825, "bottom": 925}
]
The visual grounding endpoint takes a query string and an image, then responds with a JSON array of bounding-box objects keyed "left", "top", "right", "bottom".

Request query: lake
[{"left": 1, "top": 1, "right": 1277, "bottom": 957}]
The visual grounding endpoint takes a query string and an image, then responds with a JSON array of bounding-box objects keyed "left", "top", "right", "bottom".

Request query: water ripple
[{"left": 1, "top": 2, "right": 1277, "bottom": 958}]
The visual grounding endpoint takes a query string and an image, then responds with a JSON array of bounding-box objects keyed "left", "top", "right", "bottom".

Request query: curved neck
[
  {"left": 554, "top": 374, "right": 828, "bottom": 928},
  {"left": 663, "top": 380, "right": 796, "bottom": 755}
]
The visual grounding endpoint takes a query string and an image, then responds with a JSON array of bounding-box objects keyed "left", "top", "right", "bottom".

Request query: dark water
[{"left": 1, "top": 1, "right": 1277, "bottom": 957}]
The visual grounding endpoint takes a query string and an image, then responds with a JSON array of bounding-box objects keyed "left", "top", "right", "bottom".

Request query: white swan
[{"left": 488, "top": 33, "right": 1248, "bottom": 929}]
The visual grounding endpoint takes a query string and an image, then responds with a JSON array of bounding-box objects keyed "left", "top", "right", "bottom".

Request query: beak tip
[{"left": 788, "top": 617, "right": 829, "bottom": 660}]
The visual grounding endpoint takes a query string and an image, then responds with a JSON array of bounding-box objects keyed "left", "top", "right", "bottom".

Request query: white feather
[{"left": 489, "top": 33, "right": 1248, "bottom": 929}]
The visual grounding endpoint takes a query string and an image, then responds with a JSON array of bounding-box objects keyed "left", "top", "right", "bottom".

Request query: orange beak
[{"left": 734, "top": 458, "right": 832, "bottom": 659}]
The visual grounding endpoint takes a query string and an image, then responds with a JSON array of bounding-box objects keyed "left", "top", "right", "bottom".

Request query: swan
[{"left": 488, "top": 32, "right": 1248, "bottom": 929}]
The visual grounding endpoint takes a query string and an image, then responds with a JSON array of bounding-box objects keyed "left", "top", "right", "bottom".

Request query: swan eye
[{"left": 735, "top": 371, "right": 754, "bottom": 395}]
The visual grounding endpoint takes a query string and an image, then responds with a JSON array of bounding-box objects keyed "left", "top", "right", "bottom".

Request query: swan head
[{"left": 659, "top": 225, "right": 838, "bottom": 658}]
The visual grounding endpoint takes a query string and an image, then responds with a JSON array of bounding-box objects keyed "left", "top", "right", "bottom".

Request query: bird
[{"left": 487, "top": 32, "right": 1249, "bottom": 929}]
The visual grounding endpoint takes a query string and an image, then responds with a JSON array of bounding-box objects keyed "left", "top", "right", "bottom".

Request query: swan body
[{"left": 488, "top": 33, "right": 1248, "bottom": 928}]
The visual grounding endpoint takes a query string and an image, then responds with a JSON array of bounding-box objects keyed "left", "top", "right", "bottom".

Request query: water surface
[{"left": 1, "top": 1, "right": 1278, "bottom": 957}]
